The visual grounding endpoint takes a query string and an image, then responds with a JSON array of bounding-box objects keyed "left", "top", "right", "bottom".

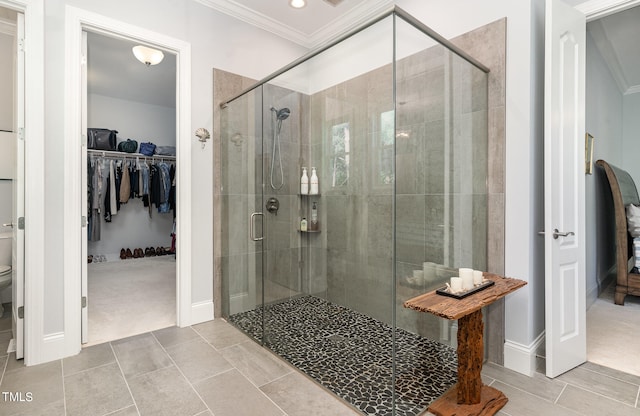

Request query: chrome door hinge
[
  {"left": 81, "top": 296, "right": 87, "bottom": 308},
  {"left": 81, "top": 134, "right": 87, "bottom": 147},
  {"left": 18, "top": 306, "right": 24, "bottom": 319},
  {"left": 81, "top": 216, "right": 87, "bottom": 228},
  {"left": 18, "top": 217, "right": 25, "bottom": 230},
  {"left": 18, "top": 127, "right": 24, "bottom": 141},
  {"left": 18, "top": 37, "right": 25, "bottom": 52}
]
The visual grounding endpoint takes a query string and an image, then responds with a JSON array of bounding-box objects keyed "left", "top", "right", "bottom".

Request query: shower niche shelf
[
  {"left": 297, "top": 229, "right": 321, "bottom": 233},
  {"left": 298, "top": 193, "right": 320, "bottom": 197}
]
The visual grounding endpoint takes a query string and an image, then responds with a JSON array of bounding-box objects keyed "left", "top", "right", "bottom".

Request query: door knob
[
  {"left": 2, "top": 223, "right": 12, "bottom": 228},
  {"left": 552, "top": 229, "right": 574, "bottom": 239},
  {"left": 538, "top": 229, "right": 575, "bottom": 239}
]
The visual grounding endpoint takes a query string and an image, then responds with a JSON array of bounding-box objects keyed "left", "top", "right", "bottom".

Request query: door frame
[
  {"left": 539, "top": 0, "right": 639, "bottom": 377},
  {"left": 0, "top": 0, "right": 44, "bottom": 366},
  {"left": 63, "top": 6, "right": 192, "bottom": 355}
]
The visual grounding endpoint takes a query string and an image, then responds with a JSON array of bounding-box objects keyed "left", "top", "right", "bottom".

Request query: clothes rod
[{"left": 87, "top": 149, "right": 176, "bottom": 161}]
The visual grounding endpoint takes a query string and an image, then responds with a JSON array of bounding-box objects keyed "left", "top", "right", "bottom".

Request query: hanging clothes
[
  {"left": 109, "top": 160, "right": 118, "bottom": 216},
  {"left": 119, "top": 162, "right": 131, "bottom": 204},
  {"left": 86, "top": 153, "right": 176, "bottom": 241}
]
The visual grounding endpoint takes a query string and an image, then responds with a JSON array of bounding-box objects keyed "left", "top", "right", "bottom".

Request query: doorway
[
  {"left": 0, "top": 4, "right": 24, "bottom": 360},
  {"left": 63, "top": 6, "right": 193, "bottom": 357},
  {"left": 584, "top": 3, "right": 640, "bottom": 377},
  {"left": 82, "top": 30, "right": 178, "bottom": 346}
]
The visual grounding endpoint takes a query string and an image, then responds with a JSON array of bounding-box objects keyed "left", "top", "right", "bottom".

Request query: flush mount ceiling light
[
  {"left": 132, "top": 45, "right": 164, "bottom": 66},
  {"left": 289, "top": 0, "right": 306, "bottom": 8}
]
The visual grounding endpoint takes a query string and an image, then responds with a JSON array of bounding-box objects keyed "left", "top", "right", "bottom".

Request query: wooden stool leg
[{"left": 457, "top": 309, "right": 483, "bottom": 404}]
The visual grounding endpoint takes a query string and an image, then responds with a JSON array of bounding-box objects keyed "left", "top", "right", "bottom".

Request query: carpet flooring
[
  {"left": 228, "top": 295, "right": 458, "bottom": 416},
  {"left": 86, "top": 256, "right": 176, "bottom": 346}
]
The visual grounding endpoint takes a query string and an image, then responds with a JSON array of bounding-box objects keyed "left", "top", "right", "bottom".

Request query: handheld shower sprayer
[{"left": 269, "top": 106, "right": 290, "bottom": 191}]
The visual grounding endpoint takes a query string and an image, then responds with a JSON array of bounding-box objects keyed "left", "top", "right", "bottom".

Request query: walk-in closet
[{"left": 84, "top": 31, "right": 177, "bottom": 346}]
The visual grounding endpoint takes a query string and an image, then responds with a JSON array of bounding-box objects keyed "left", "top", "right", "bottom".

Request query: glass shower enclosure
[{"left": 220, "top": 7, "right": 488, "bottom": 416}]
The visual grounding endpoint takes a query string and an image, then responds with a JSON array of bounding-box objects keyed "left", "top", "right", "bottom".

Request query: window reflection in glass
[
  {"left": 330, "top": 122, "right": 350, "bottom": 187},
  {"left": 379, "top": 110, "right": 394, "bottom": 185}
]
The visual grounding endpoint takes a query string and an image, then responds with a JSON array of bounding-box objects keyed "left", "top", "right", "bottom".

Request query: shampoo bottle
[
  {"left": 311, "top": 201, "right": 318, "bottom": 231},
  {"left": 300, "top": 218, "right": 308, "bottom": 232},
  {"left": 300, "top": 167, "right": 309, "bottom": 195},
  {"left": 310, "top": 167, "right": 319, "bottom": 195}
]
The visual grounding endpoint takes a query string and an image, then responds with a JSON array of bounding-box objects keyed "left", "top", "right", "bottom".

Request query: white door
[
  {"left": 12, "top": 12, "right": 25, "bottom": 360},
  {"left": 80, "top": 30, "right": 88, "bottom": 343},
  {"left": 544, "top": 0, "right": 587, "bottom": 378}
]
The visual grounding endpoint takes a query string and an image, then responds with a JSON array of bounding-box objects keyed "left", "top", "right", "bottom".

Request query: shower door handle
[{"left": 250, "top": 212, "right": 264, "bottom": 241}]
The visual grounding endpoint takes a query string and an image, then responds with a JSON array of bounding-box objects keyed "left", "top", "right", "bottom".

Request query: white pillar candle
[
  {"left": 473, "top": 270, "right": 484, "bottom": 285},
  {"left": 450, "top": 277, "right": 463, "bottom": 293},
  {"left": 459, "top": 268, "right": 474, "bottom": 290}
]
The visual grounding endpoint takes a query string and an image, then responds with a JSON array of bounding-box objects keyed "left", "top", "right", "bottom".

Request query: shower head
[{"left": 271, "top": 107, "right": 291, "bottom": 121}]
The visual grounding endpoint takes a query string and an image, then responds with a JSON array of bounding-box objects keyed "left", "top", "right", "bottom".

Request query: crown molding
[
  {"left": 194, "top": 0, "right": 314, "bottom": 47},
  {"left": 195, "top": 0, "right": 393, "bottom": 49},
  {"left": 587, "top": 19, "right": 628, "bottom": 94},
  {"left": 0, "top": 17, "right": 16, "bottom": 36},
  {"left": 307, "top": 0, "right": 393, "bottom": 48},
  {"left": 625, "top": 85, "right": 640, "bottom": 95},
  {"left": 577, "top": 0, "right": 640, "bottom": 21}
]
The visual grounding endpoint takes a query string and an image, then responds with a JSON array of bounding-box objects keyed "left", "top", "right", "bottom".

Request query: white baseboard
[
  {"left": 191, "top": 300, "right": 214, "bottom": 325},
  {"left": 503, "top": 332, "right": 544, "bottom": 376}
]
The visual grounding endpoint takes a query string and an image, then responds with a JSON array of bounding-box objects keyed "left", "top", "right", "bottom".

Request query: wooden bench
[{"left": 596, "top": 159, "right": 640, "bottom": 305}]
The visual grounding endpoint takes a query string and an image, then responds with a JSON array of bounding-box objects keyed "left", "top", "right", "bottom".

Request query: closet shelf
[{"left": 87, "top": 149, "right": 176, "bottom": 161}]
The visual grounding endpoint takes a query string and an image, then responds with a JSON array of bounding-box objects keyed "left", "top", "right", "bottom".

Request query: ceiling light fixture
[
  {"left": 289, "top": 0, "right": 306, "bottom": 8},
  {"left": 132, "top": 45, "right": 164, "bottom": 66}
]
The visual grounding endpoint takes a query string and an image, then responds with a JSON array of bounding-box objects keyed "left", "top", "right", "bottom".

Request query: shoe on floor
[{"left": 120, "top": 248, "right": 126, "bottom": 260}]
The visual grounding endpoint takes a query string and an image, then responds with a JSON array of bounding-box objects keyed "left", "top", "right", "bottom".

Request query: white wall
[
  {"left": 87, "top": 93, "right": 176, "bottom": 258},
  {"left": 585, "top": 29, "right": 624, "bottom": 305},
  {"left": 0, "top": 31, "right": 13, "bottom": 131},
  {"left": 397, "top": 0, "right": 545, "bottom": 374},
  {"left": 622, "top": 93, "right": 640, "bottom": 182},
  {"left": 88, "top": 94, "right": 176, "bottom": 147},
  {"left": 42, "top": 0, "right": 306, "bottom": 338}
]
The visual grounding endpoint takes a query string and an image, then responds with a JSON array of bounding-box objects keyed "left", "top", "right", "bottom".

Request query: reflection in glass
[{"left": 330, "top": 122, "right": 350, "bottom": 187}]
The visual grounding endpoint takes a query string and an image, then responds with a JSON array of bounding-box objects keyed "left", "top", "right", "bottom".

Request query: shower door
[{"left": 220, "top": 87, "right": 264, "bottom": 339}]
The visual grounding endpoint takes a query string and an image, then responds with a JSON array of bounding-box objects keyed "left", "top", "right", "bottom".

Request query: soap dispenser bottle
[
  {"left": 300, "top": 167, "right": 309, "bottom": 195},
  {"left": 310, "top": 167, "right": 319, "bottom": 195},
  {"left": 311, "top": 201, "right": 319, "bottom": 231}
]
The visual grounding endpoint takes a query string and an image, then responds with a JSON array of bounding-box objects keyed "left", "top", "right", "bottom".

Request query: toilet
[{"left": 0, "top": 231, "right": 12, "bottom": 316}]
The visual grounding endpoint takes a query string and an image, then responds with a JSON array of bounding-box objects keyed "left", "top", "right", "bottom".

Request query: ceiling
[
  {"left": 87, "top": 32, "right": 176, "bottom": 108},
  {"left": 587, "top": 4, "right": 640, "bottom": 95},
  {"left": 87, "top": 0, "right": 640, "bottom": 108},
  {"left": 195, "top": 0, "right": 392, "bottom": 48}
]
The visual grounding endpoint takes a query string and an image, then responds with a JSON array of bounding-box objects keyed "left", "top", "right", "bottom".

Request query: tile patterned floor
[
  {"left": 1, "top": 309, "right": 640, "bottom": 415},
  {"left": 228, "top": 295, "right": 458, "bottom": 416}
]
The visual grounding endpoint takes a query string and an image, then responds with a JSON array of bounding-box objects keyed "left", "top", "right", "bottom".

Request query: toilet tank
[{"left": 0, "top": 231, "right": 11, "bottom": 266}]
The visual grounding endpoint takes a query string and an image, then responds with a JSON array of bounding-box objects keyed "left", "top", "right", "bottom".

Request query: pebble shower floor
[{"left": 227, "top": 295, "right": 458, "bottom": 416}]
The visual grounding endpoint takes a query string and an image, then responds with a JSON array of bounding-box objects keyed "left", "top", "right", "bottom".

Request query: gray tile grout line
[
  {"left": 175, "top": 323, "right": 292, "bottom": 415},
  {"left": 60, "top": 359, "right": 68, "bottom": 416},
  {"left": 0, "top": 352, "right": 8, "bottom": 387},
  {"left": 150, "top": 330, "right": 214, "bottom": 416},
  {"left": 103, "top": 405, "right": 137, "bottom": 416},
  {"left": 553, "top": 382, "right": 568, "bottom": 404},
  {"left": 578, "top": 364, "right": 640, "bottom": 386},
  {"left": 109, "top": 341, "right": 142, "bottom": 416},
  {"left": 62, "top": 358, "right": 117, "bottom": 378}
]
